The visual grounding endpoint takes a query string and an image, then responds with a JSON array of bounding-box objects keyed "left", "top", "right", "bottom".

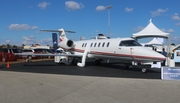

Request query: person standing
[{"left": 161, "top": 48, "right": 167, "bottom": 66}]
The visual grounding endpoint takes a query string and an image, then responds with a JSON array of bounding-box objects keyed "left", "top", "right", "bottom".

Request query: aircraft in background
[{"left": 15, "top": 28, "right": 166, "bottom": 73}]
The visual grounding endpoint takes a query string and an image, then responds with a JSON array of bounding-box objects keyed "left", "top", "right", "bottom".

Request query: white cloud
[
  {"left": 172, "top": 13, "right": 180, "bottom": 20},
  {"left": 170, "top": 36, "right": 180, "bottom": 44},
  {"left": 8, "top": 24, "right": 38, "bottom": 30},
  {"left": 38, "top": 1, "right": 50, "bottom": 9},
  {"left": 151, "top": 8, "right": 168, "bottom": 17},
  {"left": 28, "top": 6, "right": 33, "bottom": 8},
  {"left": 167, "top": 29, "right": 174, "bottom": 33},
  {"left": 38, "top": 38, "right": 52, "bottom": 46},
  {"left": 133, "top": 26, "right": 144, "bottom": 32},
  {"left": 31, "top": 26, "right": 38, "bottom": 30},
  {"left": 125, "top": 7, "right": 133, "bottom": 12},
  {"left": 96, "top": 6, "right": 106, "bottom": 11},
  {"left": 176, "top": 22, "right": 180, "bottom": 26},
  {"left": 161, "top": 28, "right": 174, "bottom": 33},
  {"left": 0, "top": 40, "right": 22, "bottom": 46},
  {"left": 0, "top": 35, "right": 53, "bottom": 46},
  {"left": 6, "top": 40, "right": 10, "bottom": 43},
  {"left": 65, "top": 1, "right": 84, "bottom": 11},
  {"left": 22, "top": 36, "right": 36, "bottom": 45},
  {"left": 95, "top": 30, "right": 100, "bottom": 33},
  {"left": 22, "top": 36, "right": 52, "bottom": 46}
]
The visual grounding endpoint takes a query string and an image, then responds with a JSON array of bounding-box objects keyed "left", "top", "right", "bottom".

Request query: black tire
[
  {"left": 142, "top": 68, "right": 147, "bottom": 73},
  {"left": 25, "top": 59, "right": 30, "bottom": 62},
  {"left": 28, "top": 55, "right": 32, "bottom": 60},
  {"left": 72, "top": 58, "right": 79, "bottom": 65},
  {"left": 26, "top": 55, "right": 32, "bottom": 62}
]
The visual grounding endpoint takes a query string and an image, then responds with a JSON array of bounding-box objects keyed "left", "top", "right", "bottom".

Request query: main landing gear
[
  {"left": 125, "top": 63, "right": 148, "bottom": 73},
  {"left": 77, "top": 49, "right": 89, "bottom": 67}
]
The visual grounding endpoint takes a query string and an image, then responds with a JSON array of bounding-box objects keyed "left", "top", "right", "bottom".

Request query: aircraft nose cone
[
  {"left": 134, "top": 47, "right": 166, "bottom": 62},
  {"left": 145, "top": 48, "right": 166, "bottom": 61}
]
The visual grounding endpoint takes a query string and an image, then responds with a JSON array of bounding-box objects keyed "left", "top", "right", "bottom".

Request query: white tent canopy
[
  {"left": 132, "top": 19, "right": 170, "bottom": 39},
  {"left": 132, "top": 19, "right": 172, "bottom": 66},
  {"left": 145, "top": 38, "right": 163, "bottom": 45}
]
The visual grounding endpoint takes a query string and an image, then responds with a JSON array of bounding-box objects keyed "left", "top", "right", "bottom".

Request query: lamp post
[{"left": 106, "top": 5, "right": 112, "bottom": 36}]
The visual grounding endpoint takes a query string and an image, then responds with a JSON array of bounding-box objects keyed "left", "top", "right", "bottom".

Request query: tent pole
[{"left": 167, "top": 36, "right": 170, "bottom": 67}]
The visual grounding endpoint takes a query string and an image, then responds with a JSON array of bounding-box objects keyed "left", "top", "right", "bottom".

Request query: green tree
[
  {"left": 12, "top": 45, "right": 17, "bottom": 48},
  {"left": 6, "top": 44, "right": 11, "bottom": 48},
  {"left": 22, "top": 44, "right": 25, "bottom": 47},
  {"left": 171, "top": 43, "right": 175, "bottom": 46},
  {"left": 1, "top": 44, "right": 6, "bottom": 48}
]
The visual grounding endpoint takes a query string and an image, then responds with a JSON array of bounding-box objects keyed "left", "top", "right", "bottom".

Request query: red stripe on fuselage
[{"left": 73, "top": 48, "right": 165, "bottom": 61}]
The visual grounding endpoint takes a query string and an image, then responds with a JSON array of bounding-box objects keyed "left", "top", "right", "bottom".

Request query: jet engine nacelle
[{"left": 59, "top": 39, "right": 74, "bottom": 49}]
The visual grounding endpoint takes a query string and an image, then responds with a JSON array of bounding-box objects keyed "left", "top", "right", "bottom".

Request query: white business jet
[{"left": 16, "top": 28, "right": 166, "bottom": 73}]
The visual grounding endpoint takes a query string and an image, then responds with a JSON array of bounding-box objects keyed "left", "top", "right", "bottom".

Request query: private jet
[{"left": 15, "top": 28, "right": 166, "bottom": 73}]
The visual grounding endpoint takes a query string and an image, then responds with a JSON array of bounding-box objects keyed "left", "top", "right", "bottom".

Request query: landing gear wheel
[
  {"left": 142, "top": 68, "right": 147, "bottom": 73},
  {"left": 25, "top": 59, "right": 30, "bottom": 62},
  {"left": 72, "top": 58, "right": 80, "bottom": 65},
  {"left": 28, "top": 55, "right": 32, "bottom": 60},
  {"left": 26, "top": 56, "right": 32, "bottom": 62}
]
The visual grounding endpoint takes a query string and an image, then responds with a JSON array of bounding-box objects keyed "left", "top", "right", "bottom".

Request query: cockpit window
[{"left": 119, "top": 40, "right": 142, "bottom": 46}]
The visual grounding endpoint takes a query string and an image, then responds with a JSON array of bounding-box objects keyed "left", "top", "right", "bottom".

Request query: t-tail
[{"left": 40, "top": 28, "right": 75, "bottom": 49}]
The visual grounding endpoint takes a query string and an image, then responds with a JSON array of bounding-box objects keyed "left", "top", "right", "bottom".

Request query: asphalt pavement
[{"left": 0, "top": 60, "right": 180, "bottom": 103}]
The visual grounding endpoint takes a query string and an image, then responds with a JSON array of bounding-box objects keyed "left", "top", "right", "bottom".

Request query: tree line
[
  {"left": 0, "top": 44, "right": 51, "bottom": 49},
  {"left": 0, "top": 44, "right": 25, "bottom": 49}
]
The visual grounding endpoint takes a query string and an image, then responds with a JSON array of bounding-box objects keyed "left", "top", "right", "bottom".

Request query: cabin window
[
  {"left": 98, "top": 43, "right": 101, "bottom": 47},
  {"left": 94, "top": 43, "right": 97, "bottom": 47},
  {"left": 107, "top": 42, "right": 110, "bottom": 47},
  {"left": 119, "top": 40, "right": 142, "bottom": 46},
  {"left": 102, "top": 42, "right": 105, "bottom": 47},
  {"left": 84, "top": 43, "right": 87, "bottom": 47},
  {"left": 90, "top": 43, "right": 93, "bottom": 47},
  {"left": 82, "top": 43, "right": 84, "bottom": 47}
]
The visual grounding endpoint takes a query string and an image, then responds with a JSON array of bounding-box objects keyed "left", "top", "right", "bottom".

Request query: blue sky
[{"left": 1, "top": 0, "right": 180, "bottom": 46}]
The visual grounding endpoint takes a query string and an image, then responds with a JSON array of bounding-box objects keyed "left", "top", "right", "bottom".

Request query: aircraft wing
[{"left": 14, "top": 53, "right": 83, "bottom": 57}]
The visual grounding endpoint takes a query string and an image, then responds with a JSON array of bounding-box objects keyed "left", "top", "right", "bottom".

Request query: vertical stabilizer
[
  {"left": 40, "top": 28, "right": 75, "bottom": 42},
  {"left": 40, "top": 28, "right": 75, "bottom": 49},
  {"left": 58, "top": 28, "right": 67, "bottom": 43}
]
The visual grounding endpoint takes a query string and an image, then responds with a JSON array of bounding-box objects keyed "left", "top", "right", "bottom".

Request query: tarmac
[{"left": 0, "top": 60, "right": 180, "bottom": 103}]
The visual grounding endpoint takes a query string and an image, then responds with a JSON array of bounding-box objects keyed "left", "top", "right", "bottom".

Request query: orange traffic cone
[{"left": 6, "top": 62, "right": 10, "bottom": 68}]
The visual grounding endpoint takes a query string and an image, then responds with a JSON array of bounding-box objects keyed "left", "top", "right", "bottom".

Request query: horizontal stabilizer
[
  {"left": 65, "top": 30, "right": 76, "bottom": 33},
  {"left": 40, "top": 28, "right": 75, "bottom": 33}
]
